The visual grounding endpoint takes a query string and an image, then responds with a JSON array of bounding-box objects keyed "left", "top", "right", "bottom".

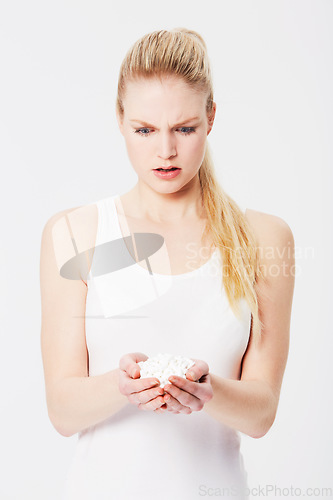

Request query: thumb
[{"left": 186, "top": 369, "right": 197, "bottom": 381}]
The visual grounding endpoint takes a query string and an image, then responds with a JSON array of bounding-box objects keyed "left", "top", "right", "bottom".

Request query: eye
[
  {"left": 134, "top": 128, "right": 152, "bottom": 137},
  {"left": 178, "top": 127, "right": 196, "bottom": 135}
]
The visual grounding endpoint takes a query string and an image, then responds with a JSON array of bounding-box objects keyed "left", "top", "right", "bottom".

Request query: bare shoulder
[
  {"left": 41, "top": 202, "right": 99, "bottom": 286},
  {"left": 244, "top": 208, "right": 295, "bottom": 249},
  {"left": 43, "top": 202, "right": 97, "bottom": 230},
  {"left": 42, "top": 202, "right": 98, "bottom": 248}
]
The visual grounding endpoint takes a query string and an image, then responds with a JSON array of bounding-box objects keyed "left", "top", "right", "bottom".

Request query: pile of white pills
[{"left": 138, "top": 352, "right": 195, "bottom": 388}]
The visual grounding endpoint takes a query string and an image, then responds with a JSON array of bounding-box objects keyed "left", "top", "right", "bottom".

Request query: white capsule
[{"left": 138, "top": 353, "right": 195, "bottom": 387}]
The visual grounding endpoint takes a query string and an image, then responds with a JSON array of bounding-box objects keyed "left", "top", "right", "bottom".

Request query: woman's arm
[
  {"left": 40, "top": 207, "right": 129, "bottom": 438},
  {"left": 203, "top": 212, "right": 295, "bottom": 437},
  {"left": 162, "top": 212, "right": 295, "bottom": 438}
]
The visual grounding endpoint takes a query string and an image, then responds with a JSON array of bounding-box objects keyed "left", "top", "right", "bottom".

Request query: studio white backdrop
[{"left": 1, "top": 1, "right": 332, "bottom": 499}]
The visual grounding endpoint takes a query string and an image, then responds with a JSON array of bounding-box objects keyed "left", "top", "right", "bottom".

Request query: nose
[{"left": 157, "top": 131, "right": 177, "bottom": 160}]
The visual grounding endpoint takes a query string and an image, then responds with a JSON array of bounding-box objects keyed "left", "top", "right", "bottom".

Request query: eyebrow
[{"left": 129, "top": 117, "right": 200, "bottom": 128}]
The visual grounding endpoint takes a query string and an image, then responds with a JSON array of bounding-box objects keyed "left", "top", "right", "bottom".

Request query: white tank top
[{"left": 62, "top": 194, "right": 251, "bottom": 500}]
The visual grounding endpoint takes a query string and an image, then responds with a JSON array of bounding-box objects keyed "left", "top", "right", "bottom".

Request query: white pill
[{"left": 138, "top": 353, "right": 195, "bottom": 388}]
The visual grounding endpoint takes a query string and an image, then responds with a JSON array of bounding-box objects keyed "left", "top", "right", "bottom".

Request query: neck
[{"left": 131, "top": 180, "right": 205, "bottom": 223}]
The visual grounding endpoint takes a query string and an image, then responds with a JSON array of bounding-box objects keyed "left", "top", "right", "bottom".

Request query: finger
[
  {"left": 185, "top": 359, "right": 210, "bottom": 382},
  {"left": 119, "top": 352, "right": 149, "bottom": 378},
  {"left": 123, "top": 375, "right": 161, "bottom": 396},
  {"left": 155, "top": 403, "right": 180, "bottom": 414},
  {"left": 154, "top": 402, "right": 168, "bottom": 414},
  {"left": 163, "top": 393, "right": 192, "bottom": 414},
  {"left": 138, "top": 394, "right": 166, "bottom": 412},
  {"left": 164, "top": 380, "right": 204, "bottom": 411},
  {"left": 166, "top": 376, "right": 202, "bottom": 397},
  {"left": 119, "top": 352, "right": 148, "bottom": 372},
  {"left": 128, "top": 385, "right": 164, "bottom": 405}
]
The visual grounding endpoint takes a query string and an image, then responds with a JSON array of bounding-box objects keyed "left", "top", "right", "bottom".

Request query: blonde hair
[{"left": 116, "top": 28, "right": 264, "bottom": 345}]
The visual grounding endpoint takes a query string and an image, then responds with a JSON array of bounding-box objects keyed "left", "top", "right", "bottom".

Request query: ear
[{"left": 207, "top": 102, "right": 216, "bottom": 136}]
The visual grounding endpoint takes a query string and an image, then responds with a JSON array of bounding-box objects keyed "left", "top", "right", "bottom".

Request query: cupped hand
[
  {"left": 118, "top": 352, "right": 167, "bottom": 412},
  {"left": 159, "top": 358, "right": 213, "bottom": 415}
]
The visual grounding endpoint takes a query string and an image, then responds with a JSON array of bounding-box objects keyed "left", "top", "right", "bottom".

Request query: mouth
[{"left": 154, "top": 166, "right": 180, "bottom": 171}]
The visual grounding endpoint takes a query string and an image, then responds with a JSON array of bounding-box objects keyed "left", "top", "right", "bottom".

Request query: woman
[{"left": 40, "top": 28, "right": 295, "bottom": 500}]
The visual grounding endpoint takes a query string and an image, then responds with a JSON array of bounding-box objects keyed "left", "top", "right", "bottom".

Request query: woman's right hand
[{"left": 118, "top": 352, "right": 167, "bottom": 412}]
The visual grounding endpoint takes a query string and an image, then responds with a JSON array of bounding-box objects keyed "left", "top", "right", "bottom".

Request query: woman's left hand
[{"left": 156, "top": 358, "right": 213, "bottom": 415}]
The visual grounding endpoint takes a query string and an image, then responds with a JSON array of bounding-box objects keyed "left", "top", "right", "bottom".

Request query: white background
[{"left": 1, "top": 1, "right": 332, "bottom": 499}]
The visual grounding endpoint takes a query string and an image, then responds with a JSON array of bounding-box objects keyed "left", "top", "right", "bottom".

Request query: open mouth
[{"left": 154, "top": 167, "right": 179, "bottom": 171}]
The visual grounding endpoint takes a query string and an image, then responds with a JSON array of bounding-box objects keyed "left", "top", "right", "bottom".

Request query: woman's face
[{"left": 116, "top": 75, "right": 216, "bottom": 193}]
